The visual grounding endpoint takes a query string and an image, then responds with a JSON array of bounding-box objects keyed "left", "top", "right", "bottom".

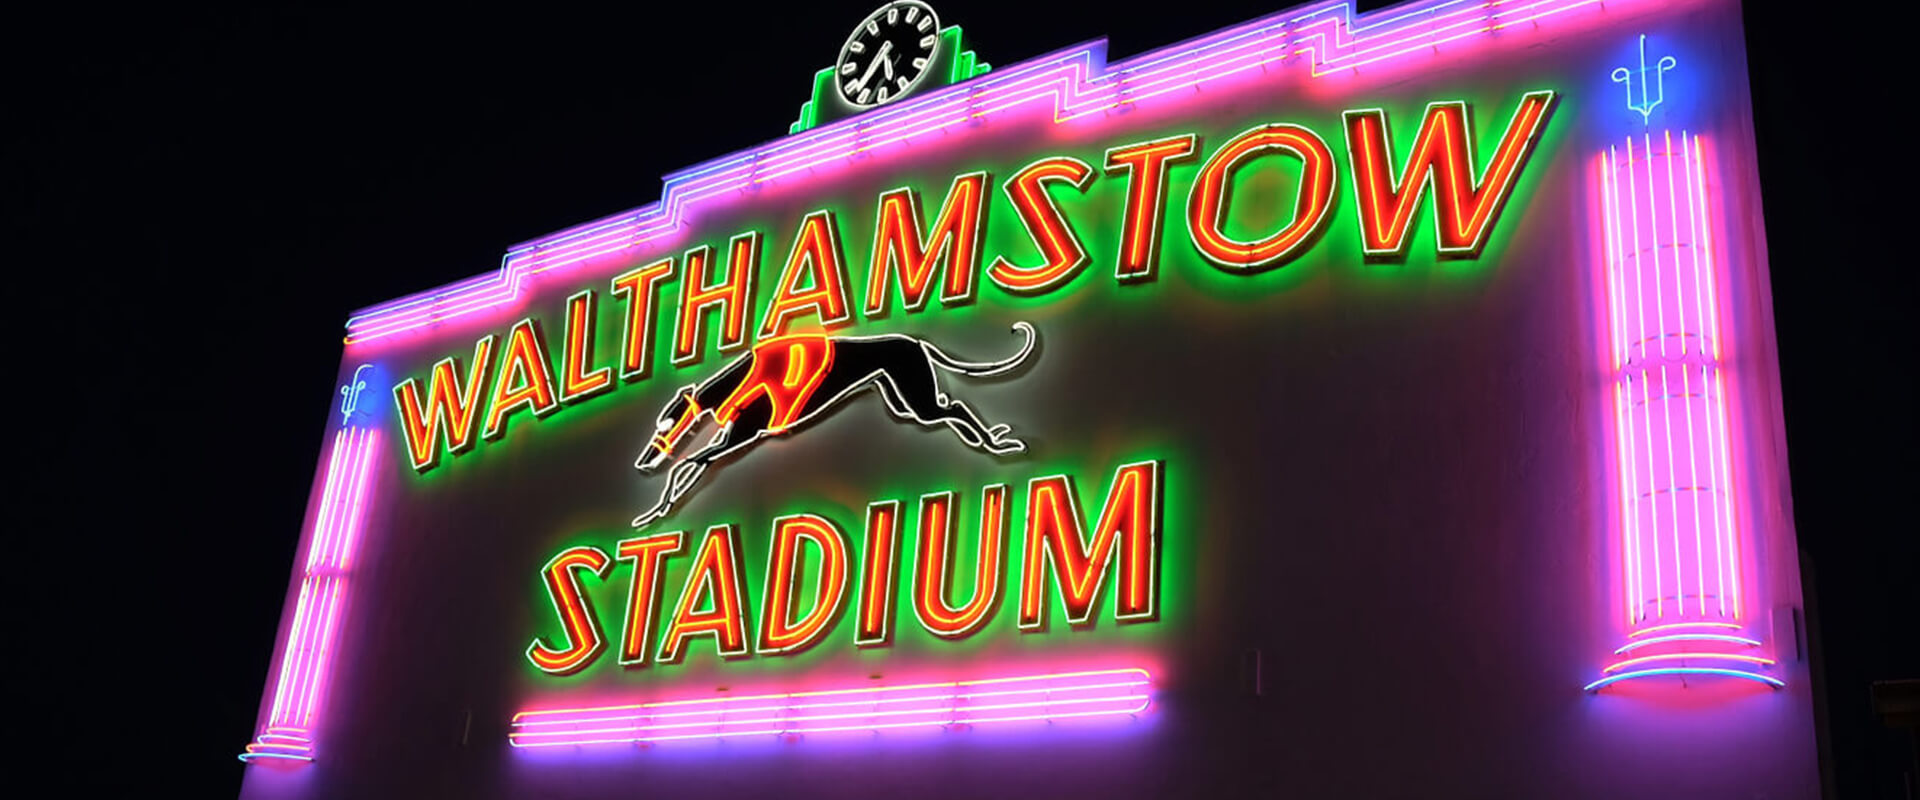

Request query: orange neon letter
[
  {"left": 611, "top": 257, "right": 675, "bottom": 381},
  {"left": 855, "top": 501, "right": 902, "bottom": 646},
  {"left": 1187, "top": 123, "right": 1337, "bottom": 272},
  {"left": 1019, "top": 461, "right": 1162, "bottom": 629},
  {"left": 482, "top": 318, "right": 560, "bottom": 440},
  {"left": 526, "top": 545, "right": 614, "bottom": 676},
  {"left": 757, "top": 514, "right": 851, "bottom": 655},
  {"left": 559, "top": 290, "right": 613, "bottom": 403},
  {"left": 865, "top": 171, "right": 988, "bottom": 317},
  {"left": 657, "top": 525, "right": 752, "bottom": 663},
  {"left": 615, "top": 532, "right": 683, "bottom": 666},
  {"left": 760, "top": 211, "right": 853, "bottom": 337},
  {"left": 988, "top": 157, "right": 1095, "bottom": 295},
  {"left": 1104, "top": 134, "right": 1198, "bottom": 282},
  {"left": 673, "top": 233, "right": 760, "bottom": 366},
  {"left": 1343, "top": 91, "right": 1557, "bottom": 257},
  {"left": 911, "top": 487, "right": 1007, "bottom": 639},
  {"left": 392, "top": 335, "right": 495, "bottom": 472}
]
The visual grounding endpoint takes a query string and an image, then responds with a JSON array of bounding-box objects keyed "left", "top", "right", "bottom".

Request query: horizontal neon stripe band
[
  {"left": 523, "top": 706, "right": 1148, "bottom": 748},
  {"left": 515, "top": 667, "right": 1148, "bottom": 719},
  {"left": 511, "top": 698, "right": 1149, "bottom": 747},
  {"left": 511, "top": 693, "right": 1149, "bottom": 743},
  {"left": 1584, "top": 667, "right": 1785, "bottom": 692},
  {"left": 513, "top": 675, "right": 1146, "bottom": 726},
  {"left": 511, "top": 667, "right": 1151, "bottom": 748},
  {"left": 516, "top": 679, "right": 1148, "bottom": 728}
]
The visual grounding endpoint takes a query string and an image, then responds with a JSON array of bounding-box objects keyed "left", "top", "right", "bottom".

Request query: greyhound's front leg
[
  {"left": 632, "top": 460, "right": 700, "bottom": 528},
  {"left": 666, "top": 460, "right": 708, "bottom": 504},
  {"left": 632, "top": 424, "right": 735, "bottom": 528}
]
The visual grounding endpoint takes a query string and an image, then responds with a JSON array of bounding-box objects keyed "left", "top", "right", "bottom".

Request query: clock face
[{"left": 835, "top": 2, "right": 942, "bottom": 108}]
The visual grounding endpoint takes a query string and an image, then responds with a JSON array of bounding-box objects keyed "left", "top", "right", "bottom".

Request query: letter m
[
  {"left": 1018, "top": 460, "right": 1163, "bottom": 629},
  {"left": 865, "top": 171, "right": 989, "bottom": 317}
]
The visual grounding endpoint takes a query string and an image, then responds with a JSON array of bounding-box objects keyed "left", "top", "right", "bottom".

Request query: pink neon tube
[
  {"left": 241, "top": 427, "right": 382, "bottom": 762},
  {"left": 511, "top": 667, "right": 1151, "bottom": 748},
  {"left": 1590, "top": 132, "right": 1774, "bottom": 692}
]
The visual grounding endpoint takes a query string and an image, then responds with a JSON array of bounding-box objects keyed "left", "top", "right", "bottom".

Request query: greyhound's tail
[{"left": 924, "top": 322, "right": 1036, "bottom": 377}]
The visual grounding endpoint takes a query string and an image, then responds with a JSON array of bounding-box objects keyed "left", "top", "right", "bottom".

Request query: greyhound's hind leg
[
  {"left": 871, "top": 375, "right": 916, "bottom": 420},
  {"left": 877, "top": 370, "right": 1023, "bottom": 453},
  {"left": 959, "top": 402, "right": 1025, "bottom": 454}
]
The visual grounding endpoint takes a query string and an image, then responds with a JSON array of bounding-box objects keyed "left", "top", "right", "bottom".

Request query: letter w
[
  {"left": 392, "top": 336, "right": 495, "bottom": 472},
  {"left": 1343, "top": 90, "right": 1556, "bottom": 258}
]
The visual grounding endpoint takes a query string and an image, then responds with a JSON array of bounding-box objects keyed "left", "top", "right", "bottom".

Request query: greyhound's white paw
[
  {"left": 986, "top": 423, "right": 1012, "bottom": 439},
  {"left": 985, "top": 437, "right": 1027, "bottom": 455},
  {"left": 632, "top": 506, "right": 669, "bottom": 528}
]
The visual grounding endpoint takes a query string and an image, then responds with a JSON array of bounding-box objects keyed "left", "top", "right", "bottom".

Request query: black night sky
[{"left": 19, "top": 1, "right": 1913, "bottom": 796}]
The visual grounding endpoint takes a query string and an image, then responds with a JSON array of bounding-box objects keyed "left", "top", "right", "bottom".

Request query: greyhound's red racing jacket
[{"left": 713, "top": 334, "right": 836, "bottom": 432}]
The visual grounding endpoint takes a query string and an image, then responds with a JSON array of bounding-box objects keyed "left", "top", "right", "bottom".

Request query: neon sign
[
  {"left": 527, "top": 460, "right": 1163, "bottom": 675},
  {"left": 391, "top": 92, "right": 1557, "bottom": 475},
  {"left": 241, "top": 0, "right": 1806, "bottom": 782}
]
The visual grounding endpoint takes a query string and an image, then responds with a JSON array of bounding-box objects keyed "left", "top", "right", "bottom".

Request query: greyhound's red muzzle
[{"left": 649, "top": 393, "right": 702, "bottom": 460}]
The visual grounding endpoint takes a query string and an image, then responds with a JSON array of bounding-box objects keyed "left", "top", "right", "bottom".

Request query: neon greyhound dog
[{"left": 632, "top": 322, "right": 1037, "bottom": 528}]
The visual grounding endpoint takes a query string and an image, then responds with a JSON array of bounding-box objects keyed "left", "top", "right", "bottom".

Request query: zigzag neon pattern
[{"left": 345, "top": 0, "right": 1646, "bottom": 345}]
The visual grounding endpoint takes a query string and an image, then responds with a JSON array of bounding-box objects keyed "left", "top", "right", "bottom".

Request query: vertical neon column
[
  {"left": 240, "top": 424, "right": 382, "bottom": 760},
  {"left": 1586, "top": 127, "right": 1779, "bottom": 692}
]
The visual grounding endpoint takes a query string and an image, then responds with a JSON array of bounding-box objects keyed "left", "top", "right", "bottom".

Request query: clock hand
[{"left": 854, "top": 40, "right": 894, "bottom": 92}]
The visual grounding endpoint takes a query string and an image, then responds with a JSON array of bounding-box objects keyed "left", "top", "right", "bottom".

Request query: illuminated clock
[{"left": 835, "top": 1, "right": 942, "bottom": 108}]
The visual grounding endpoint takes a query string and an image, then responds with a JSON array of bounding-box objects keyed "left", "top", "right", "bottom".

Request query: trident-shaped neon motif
[
  {"left": 339, "top": 364, "right": 372, "bottom": 425},
  {"left": 1612, "top": 34, "right": 1677, "bottom": 124}
]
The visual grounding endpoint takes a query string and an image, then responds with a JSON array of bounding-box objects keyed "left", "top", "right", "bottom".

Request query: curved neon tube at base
[
  {"left": 1583, "top": 667, "right": 1784, "bottom": 693},
  {"left": 1625, "top": 621, "right": 1741, "bottom": 638},
  {"left": 1602, "top": 652, "right": 1775, "bottom": 673},
  {"left": 1613, "top": 633, "right": 1761, "bottom": 654},
  {"left": 238, "top": 752, "right": 316, "bottom": 763}
]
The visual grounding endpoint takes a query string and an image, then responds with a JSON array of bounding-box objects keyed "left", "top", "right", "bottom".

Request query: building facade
[{"left": 239, "top": 1, "right": 1819, "bottom": 796}]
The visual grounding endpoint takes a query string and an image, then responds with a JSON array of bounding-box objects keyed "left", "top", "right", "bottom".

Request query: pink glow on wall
[
  {"left": 510, "top": 667, "right": 1151, "bottom": 748},
  {"left": 241, "top": 426, "right": 382, "bottom": 762},
  {"left": 342, "top": 0, "right": 1649, "bottom": 346},
  {"left": 1590, "top": 132, "right": 1774, "bottom": 693}
]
